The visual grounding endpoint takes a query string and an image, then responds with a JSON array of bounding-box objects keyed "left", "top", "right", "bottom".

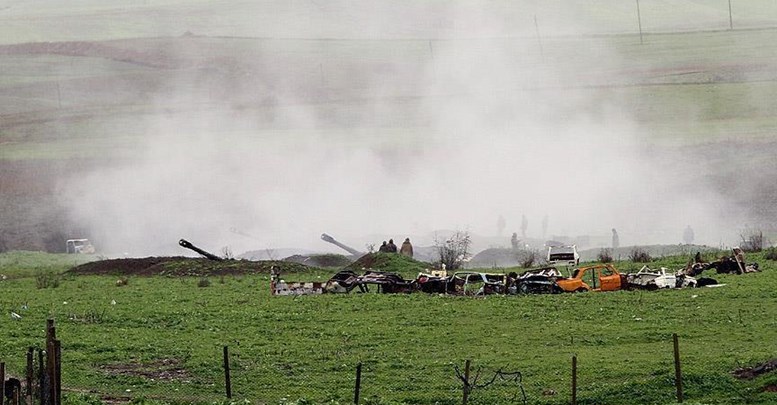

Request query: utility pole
[
  {"left": 728, "top": 0, "right": 733, "bottom": 30},
  {"left": 534, "top": 14, "right": 544, "bottom": 58},
  {"left": 636, "top": 0, "right": 644, "bottom": 44}
]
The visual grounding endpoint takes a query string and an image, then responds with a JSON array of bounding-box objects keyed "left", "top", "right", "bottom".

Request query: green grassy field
[
  {"left": 2, "top": 2, "right": 777, "bottom": 403},
  {"left": 0, "top": 252, "right": 776, "bottom": 404}
]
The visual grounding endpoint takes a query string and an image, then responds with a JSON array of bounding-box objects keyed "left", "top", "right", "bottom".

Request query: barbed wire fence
[{"left": 2, "top": 320, "right": 773, "bottom": 404}]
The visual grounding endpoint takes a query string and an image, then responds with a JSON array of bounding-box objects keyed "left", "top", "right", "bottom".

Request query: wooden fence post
[
  {"left": 572, "top": 355, "right": 577, "bottom": 405},
  {"left": 54, "top": 340, "right": 61, "bottom": 405},
  {"left": 37, "top": 348, "right": 45, "bottom": 405},
  {"left": 673, "top": 333, "right": 683, "bottom": 403},
  {"left": 462, "top": 359, "right": 471, "bottom": 405},
  {"left": 46, "top": 320, "right": 56, "bottom": 405},
  {"left": 223, "top": 346, "right": 232, "bottom": 399},
  {"left": 353, "top": 362, "right": 362, "bottom": 405},
  {"left": 26, "top": 347, "right": 34, "bottom": 405}
]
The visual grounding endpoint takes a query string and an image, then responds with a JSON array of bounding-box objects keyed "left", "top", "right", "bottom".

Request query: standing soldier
[
  {"left": 511, "top": 232, "right": 520, "bottom": 249},
  {"left": 387, "top": 239, "right": 398, "bottom": 253},
  {"left": 683, "top": 225, "right": 695, "bottom": 245},
  {"left": 400, "top": 238, "right": 414, "bottom": 258},
  {"left": 611, "top": 228, "right": 620, "bottom": 249}
]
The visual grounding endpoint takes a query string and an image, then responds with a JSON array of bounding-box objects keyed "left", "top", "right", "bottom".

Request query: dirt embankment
[{"left": 68, "top": 257, "right": 314, "bottom": 277}]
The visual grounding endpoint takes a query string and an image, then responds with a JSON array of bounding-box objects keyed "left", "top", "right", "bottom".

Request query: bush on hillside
[
  {"left": 597, "top": 248, "right": 613, "bottom": 263},
  {"left": 628, "top": 247, "right": 652, "bottom": 263}
]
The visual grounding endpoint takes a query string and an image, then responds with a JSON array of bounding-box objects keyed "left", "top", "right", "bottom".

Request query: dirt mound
[
  {"left": 283, "top": 253, "right": 353, "bottom": 268},
  {"left": 468, "top": 248, "right": 525, "bottom": 268},
  {"left": 732, "top": 358, "right": 777, "bottom": 380},
  {"left": 345, "top": 252, "right": 429, "bottom": 276},
  {"left": 68, "top": 257, "right": 314, "bottom": 277}
]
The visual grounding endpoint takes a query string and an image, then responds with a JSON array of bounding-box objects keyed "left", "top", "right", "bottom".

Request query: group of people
[{"left": 378, "top": 238, "right": 413, "bottom": 258}]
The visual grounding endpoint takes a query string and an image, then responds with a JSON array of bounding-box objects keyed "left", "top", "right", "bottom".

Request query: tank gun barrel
[
  {"left": 179, "top": 238, "right": 223, "bottom": 261},
  {"left": 320, "top": 233, "right": 362, "bottom": 256}
]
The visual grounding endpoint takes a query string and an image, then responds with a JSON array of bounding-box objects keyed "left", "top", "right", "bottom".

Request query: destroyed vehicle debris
[
  {"left": 447, "top": 271, "right": 509, "bottom": 296},
  {"left": 324, "top": 270, "right": 361, "bottom": 293},
  {"left": 357, "top": 271, "right": 416, "bottom": 293},
  {"left": 323, "top": 270, "right": 415, "bottom": 294},
  {"left": 626, "top": 266, "right": 677, "bottom": 290},
  {"left": 685, "top": 248, "right": 759, "bottom": 276},
  {"left": 515, "top": 267, "right": 563, "bottom": 294},
  {"left": 556, "top": 264, "right": 625, "bottom": 292},
  {"left": 271, "top": 266, "right": 324, "bottom": 296},
  {"left": 416, "top": 272, "right": 456, "bottom": 294}
]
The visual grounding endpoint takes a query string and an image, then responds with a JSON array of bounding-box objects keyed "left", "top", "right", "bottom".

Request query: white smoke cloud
[{"left": 61, "top": 1, "right": 746, "bottom": 257}]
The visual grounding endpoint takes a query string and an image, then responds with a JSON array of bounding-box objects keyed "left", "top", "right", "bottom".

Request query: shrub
[
  {"left": 434, "top": 230, "right": 472, "bottom": 270},
  {"left": 597, "top": 248, "right": 613, "bottom": 263},
  {"left": 35, "top": 271, "right": 60, "bottom": 289},
  {"left": 517, "top": 249, "right": 539, "bottom": 268},
  {"left": 628, "top": 247, "right": 652, "bottom": 263},
  {"left": 197, "top": 277, "right": 211, "bottom": 287},
  {"left": 740, "top": 229, "right": 765, "bottom": 252},
  {"left": 764, "top": 247, "right": 777, "bottom": 261}
]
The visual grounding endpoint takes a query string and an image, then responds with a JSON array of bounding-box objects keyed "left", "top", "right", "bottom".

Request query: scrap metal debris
[
  {"left": 685, "top": 247, "right": 759, "bottom": 276},
  {"left": 272, "top": 253, "right": 752, "bottom": 296}
]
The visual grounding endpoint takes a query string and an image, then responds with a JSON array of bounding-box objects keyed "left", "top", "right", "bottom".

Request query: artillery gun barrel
[
  {"left": 179, "top": 238, "right": 223, "bottom": 261},
  {"left": 320, "top": 233, "right": 362, "bottom": 256}
]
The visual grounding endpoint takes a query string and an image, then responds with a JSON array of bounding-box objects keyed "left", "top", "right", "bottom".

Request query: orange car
[{"left": 556, "top": 264, "right": 625, "bottom": 292}]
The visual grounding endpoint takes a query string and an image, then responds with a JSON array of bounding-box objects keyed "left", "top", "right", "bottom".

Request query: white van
[{"left": 546, "top": 245, "right": 579, "bottom": 266}]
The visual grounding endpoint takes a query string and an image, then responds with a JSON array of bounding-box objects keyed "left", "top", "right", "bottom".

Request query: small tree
[
  {"left": 434, "top": 230, "right": 472, "bottom": 270},
  {"left": 519, "top": 248, "right": 539, "bottom": 268},
  {"left": 740, "top": 228, "right": 765, "bottom": 252},
  {"left": 597, "top": 248, "right": 613, "bottom": 263},
  {"left": 628, "top": 247, "right": 652, "bottom": 263}
]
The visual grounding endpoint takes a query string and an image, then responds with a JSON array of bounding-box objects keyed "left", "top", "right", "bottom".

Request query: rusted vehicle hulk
[{"left": 556, "top": 263, "right": 625, "bottom": 292}]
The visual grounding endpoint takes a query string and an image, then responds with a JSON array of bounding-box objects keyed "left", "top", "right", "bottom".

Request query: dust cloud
[{"left": 61, "top": 2, "right": 745, "bottom": 257}]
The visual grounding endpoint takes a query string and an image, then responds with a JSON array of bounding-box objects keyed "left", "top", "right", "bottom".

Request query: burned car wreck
[
  {"left": 685, "top": 248, "right": 760, "bottom": 277},
  {"left": 272, "top": 253, "right": 745, "bottom": 296}
]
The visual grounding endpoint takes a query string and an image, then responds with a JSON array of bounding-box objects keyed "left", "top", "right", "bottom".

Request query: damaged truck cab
[{"left": 556, "top": 263, "right": 624, "bottom": 292}]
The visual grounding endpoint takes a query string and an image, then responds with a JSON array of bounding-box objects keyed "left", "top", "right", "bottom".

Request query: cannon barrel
[
  {"left": 320, "top": 233, "right": 362, "bottom": 256},
  {"left": 179, "top": 238, "right": 223, "bottom": 261}
]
